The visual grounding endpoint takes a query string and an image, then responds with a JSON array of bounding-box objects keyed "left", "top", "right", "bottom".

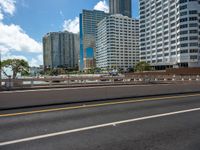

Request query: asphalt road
[{"left": 0, "top": 93, "right": 200, "bottom": 150}]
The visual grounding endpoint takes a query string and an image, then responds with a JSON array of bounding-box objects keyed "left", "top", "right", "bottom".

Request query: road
[{"left": 0, "top": 93, "right": 200, "bottom": 150}]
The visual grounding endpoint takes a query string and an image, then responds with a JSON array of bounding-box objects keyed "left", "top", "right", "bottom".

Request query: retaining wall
[{"left": 0, "top": 83, "right": 200, "bottom": 110}]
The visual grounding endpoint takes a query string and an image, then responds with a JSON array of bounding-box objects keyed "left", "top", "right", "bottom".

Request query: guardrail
[{"left": 1, "top": 75, "right": 200, "bottom": 91}]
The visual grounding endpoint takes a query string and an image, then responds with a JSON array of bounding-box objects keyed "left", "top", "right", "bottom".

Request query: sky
[{"left": 0, "top": 0, "right": 139, "bottom": 67}]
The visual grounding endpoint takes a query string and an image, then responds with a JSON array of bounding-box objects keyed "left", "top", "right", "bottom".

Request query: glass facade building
[{"left": 79, "top": 10, "right": 109, "bottom": 71}]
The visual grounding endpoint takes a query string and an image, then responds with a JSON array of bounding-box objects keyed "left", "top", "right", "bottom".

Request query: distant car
[
  {"left": 110, "top": 72, "right": 118, "bottom": 76},
  {"left": 109, "top": 70, "right": 119, "bottom": 76}
]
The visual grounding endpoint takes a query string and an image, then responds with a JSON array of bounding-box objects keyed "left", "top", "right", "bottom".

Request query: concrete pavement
[{"left": 0, "top": 93, "right": 200, "bottom": 149}]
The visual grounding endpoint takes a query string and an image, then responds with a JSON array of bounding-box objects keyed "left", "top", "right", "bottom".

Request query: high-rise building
[
  {"left": 79, "top": 9, "right": 109, "bottom": 71},
  {"left": 43, "top": 31, "right": 79, "bottom": 69},
  {"left": 96, "top": 14, "right": 140, "bottom": 70},
  {"left": 109, "top": 0, "right": 132, "bottom": 18},
  {"left": 140, "top": 0, "right": 200, "bottom": 69}
]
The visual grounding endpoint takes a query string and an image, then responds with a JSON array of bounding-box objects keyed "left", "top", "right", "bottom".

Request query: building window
[
  {"left": 190, "top": 55, "right": 198, "bottom": 60},
  {"left": 180, "top": 24, "right": 188, "bottom": 28},
  {"left": 171, "top": 52, "right": 176, "bottom": 55},
  {"left": 189, "top": 10, "right": 197, "bottom": 14},
  {"left": 180, "top": 30, "right": 188, "bottom": 34},
  {"left": 190, "top": 43, "right": 198, "bottom": 46},
  {"left": 180, "top": 0, "right": 187, "bottom": 3},
  {"left": 190, "top": 49, "right": 198, "bottom": 53},
  {"left": 180, "top": 18, "right": 188, "bottom": 22},
  {"left": 190, "top": 36, "right": 198, "bottom": 40},
  {"left": 181, "top": 43, "right": 188, "bottom": 47},
  {"left": 180, "top": 11, "right": 187, "bottom": 16},
  {"left": 181, "top": 50, "right": 188, "bottom": 54},
  {"left": 189, "top": 23, "right": 198, "bottom": 27},
  {"left": 180, "top": 37, "right": 188, "bottom": 41},
  {"left": 180, "top": 5, "right": 187, "bottom": 10},
  {"left": 190, "top": 30, "right": 198, "bottom": 33},
  {"left": 189, "top": 17, "right": 197, "bottom": 21}
]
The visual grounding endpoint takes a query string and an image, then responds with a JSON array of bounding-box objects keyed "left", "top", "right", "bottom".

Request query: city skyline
[{"left": 0, "top": 0, "right": 139, "bottom": 67}]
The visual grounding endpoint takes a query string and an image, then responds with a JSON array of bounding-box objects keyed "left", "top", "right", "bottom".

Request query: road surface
[{"left": 0, "top": 93, "right": 200, "bottom": 150}]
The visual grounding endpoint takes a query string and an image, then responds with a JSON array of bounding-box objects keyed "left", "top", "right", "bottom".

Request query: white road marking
[
  {"left": 0, "top": 107, "right": 200, "bottom": 146},
  {"left": 0, "top": 84, "right": 153, "bottom": 93}
]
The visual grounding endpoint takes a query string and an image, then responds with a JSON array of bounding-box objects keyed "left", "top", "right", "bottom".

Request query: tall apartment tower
[
  {"left": 140, "top": 0, "right": 200, "bottom": 69},
  {"left": 96, "top": 14, "right": 140, "bottom": 70},
  {"left": 79, "top": 10, "right": 109, "bottom": 71},
  {"left": 43, "top": 31, "right": 79, "bottom": 69},
  {"left": 109, "top": 0, "right": 132, "bottom": 18}
]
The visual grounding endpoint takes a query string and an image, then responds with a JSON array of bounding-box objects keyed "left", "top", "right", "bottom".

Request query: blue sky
[{"left": 0, "top": 0, "right": 139, "bottom": 66}]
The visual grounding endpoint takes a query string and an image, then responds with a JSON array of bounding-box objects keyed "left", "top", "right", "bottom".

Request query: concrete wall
[{"left": 0, "top": 83, "right": 200, "bottom": 110}]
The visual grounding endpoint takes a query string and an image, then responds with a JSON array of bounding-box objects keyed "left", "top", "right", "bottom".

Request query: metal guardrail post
[
  {"left": 67, "top": 72, "right": 70, "bottom": 85},
  {"left": 49, "top": 78, "right": 52, "bottom": 86},
  {"left": 31, "top": 79, "right": 34, "bottom": 87},
  {"left": 196, "top": 75, "right": 200, "bottom": 81},
  {"left": 172, "top": 75, "right": 176, "bottom": 81},
  {"left": 189, "top": 76, "right": 192, "bottom": 81},
  {"left": 8, "top": 76, "right": 12, "bottom": 90}
]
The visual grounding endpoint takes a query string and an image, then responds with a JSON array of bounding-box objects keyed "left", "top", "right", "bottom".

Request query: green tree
[
  {"left": 135, "top": 61, "right": 151, "bottom": 72},
  {"left": 1, "top": 59, "right": 30, "bottom": 79},
  {"left": 128, "top": 67, "right": 134, "bottom": 72}
]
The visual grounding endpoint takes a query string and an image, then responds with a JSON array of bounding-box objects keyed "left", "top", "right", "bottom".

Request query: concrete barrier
[{"left": 0, "top": 83, "right": 200, "bottom": 110}]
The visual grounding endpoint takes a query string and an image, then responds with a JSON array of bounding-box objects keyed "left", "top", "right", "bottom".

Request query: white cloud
[
  {"left": 0, "top": 23, "right": 42, "bottom": 53},
  {"left": 0, "top": 0, "right": 15, "bottom": 16},
  {"left": 63, "top": 17, "right": 79, "bottom": 34},
  {"left": 93, "top": 0, "right": 109, "bottom": 13},
  {"left": 29, "top": 54, "right": 43, "bottom": 67},
  {"left": 0, "top": 0, "right": 42, "bottom": 54},
  {"left": 2, "top": 51, "right": 43, "bottom": 67},
  {"left": 2, "top": 52, "right": 28, "bottom": 61},
  {"left": 0, "top": 10, "right": 3, "bottom": 20},
  {"left": 0, "top": 45, "right": 9, "bottom": 55},
  {"left": 0, "top": 0, "right": 42, "bottom": 67},
  {"left": 0, "top": 0, "right": 15, "bottom": 21},
  {"left": 62, "top": 0, "right": 108, "bottom": 34}
]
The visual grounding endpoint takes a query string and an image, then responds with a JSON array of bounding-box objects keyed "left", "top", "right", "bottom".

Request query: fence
[{"left": 0, "top": 74, "right": 200, "bottom": 91}]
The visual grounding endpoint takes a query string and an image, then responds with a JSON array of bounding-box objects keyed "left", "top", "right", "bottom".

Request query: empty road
[{"left": 0, "top": 93, "right": 200, "bottom": 150}]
